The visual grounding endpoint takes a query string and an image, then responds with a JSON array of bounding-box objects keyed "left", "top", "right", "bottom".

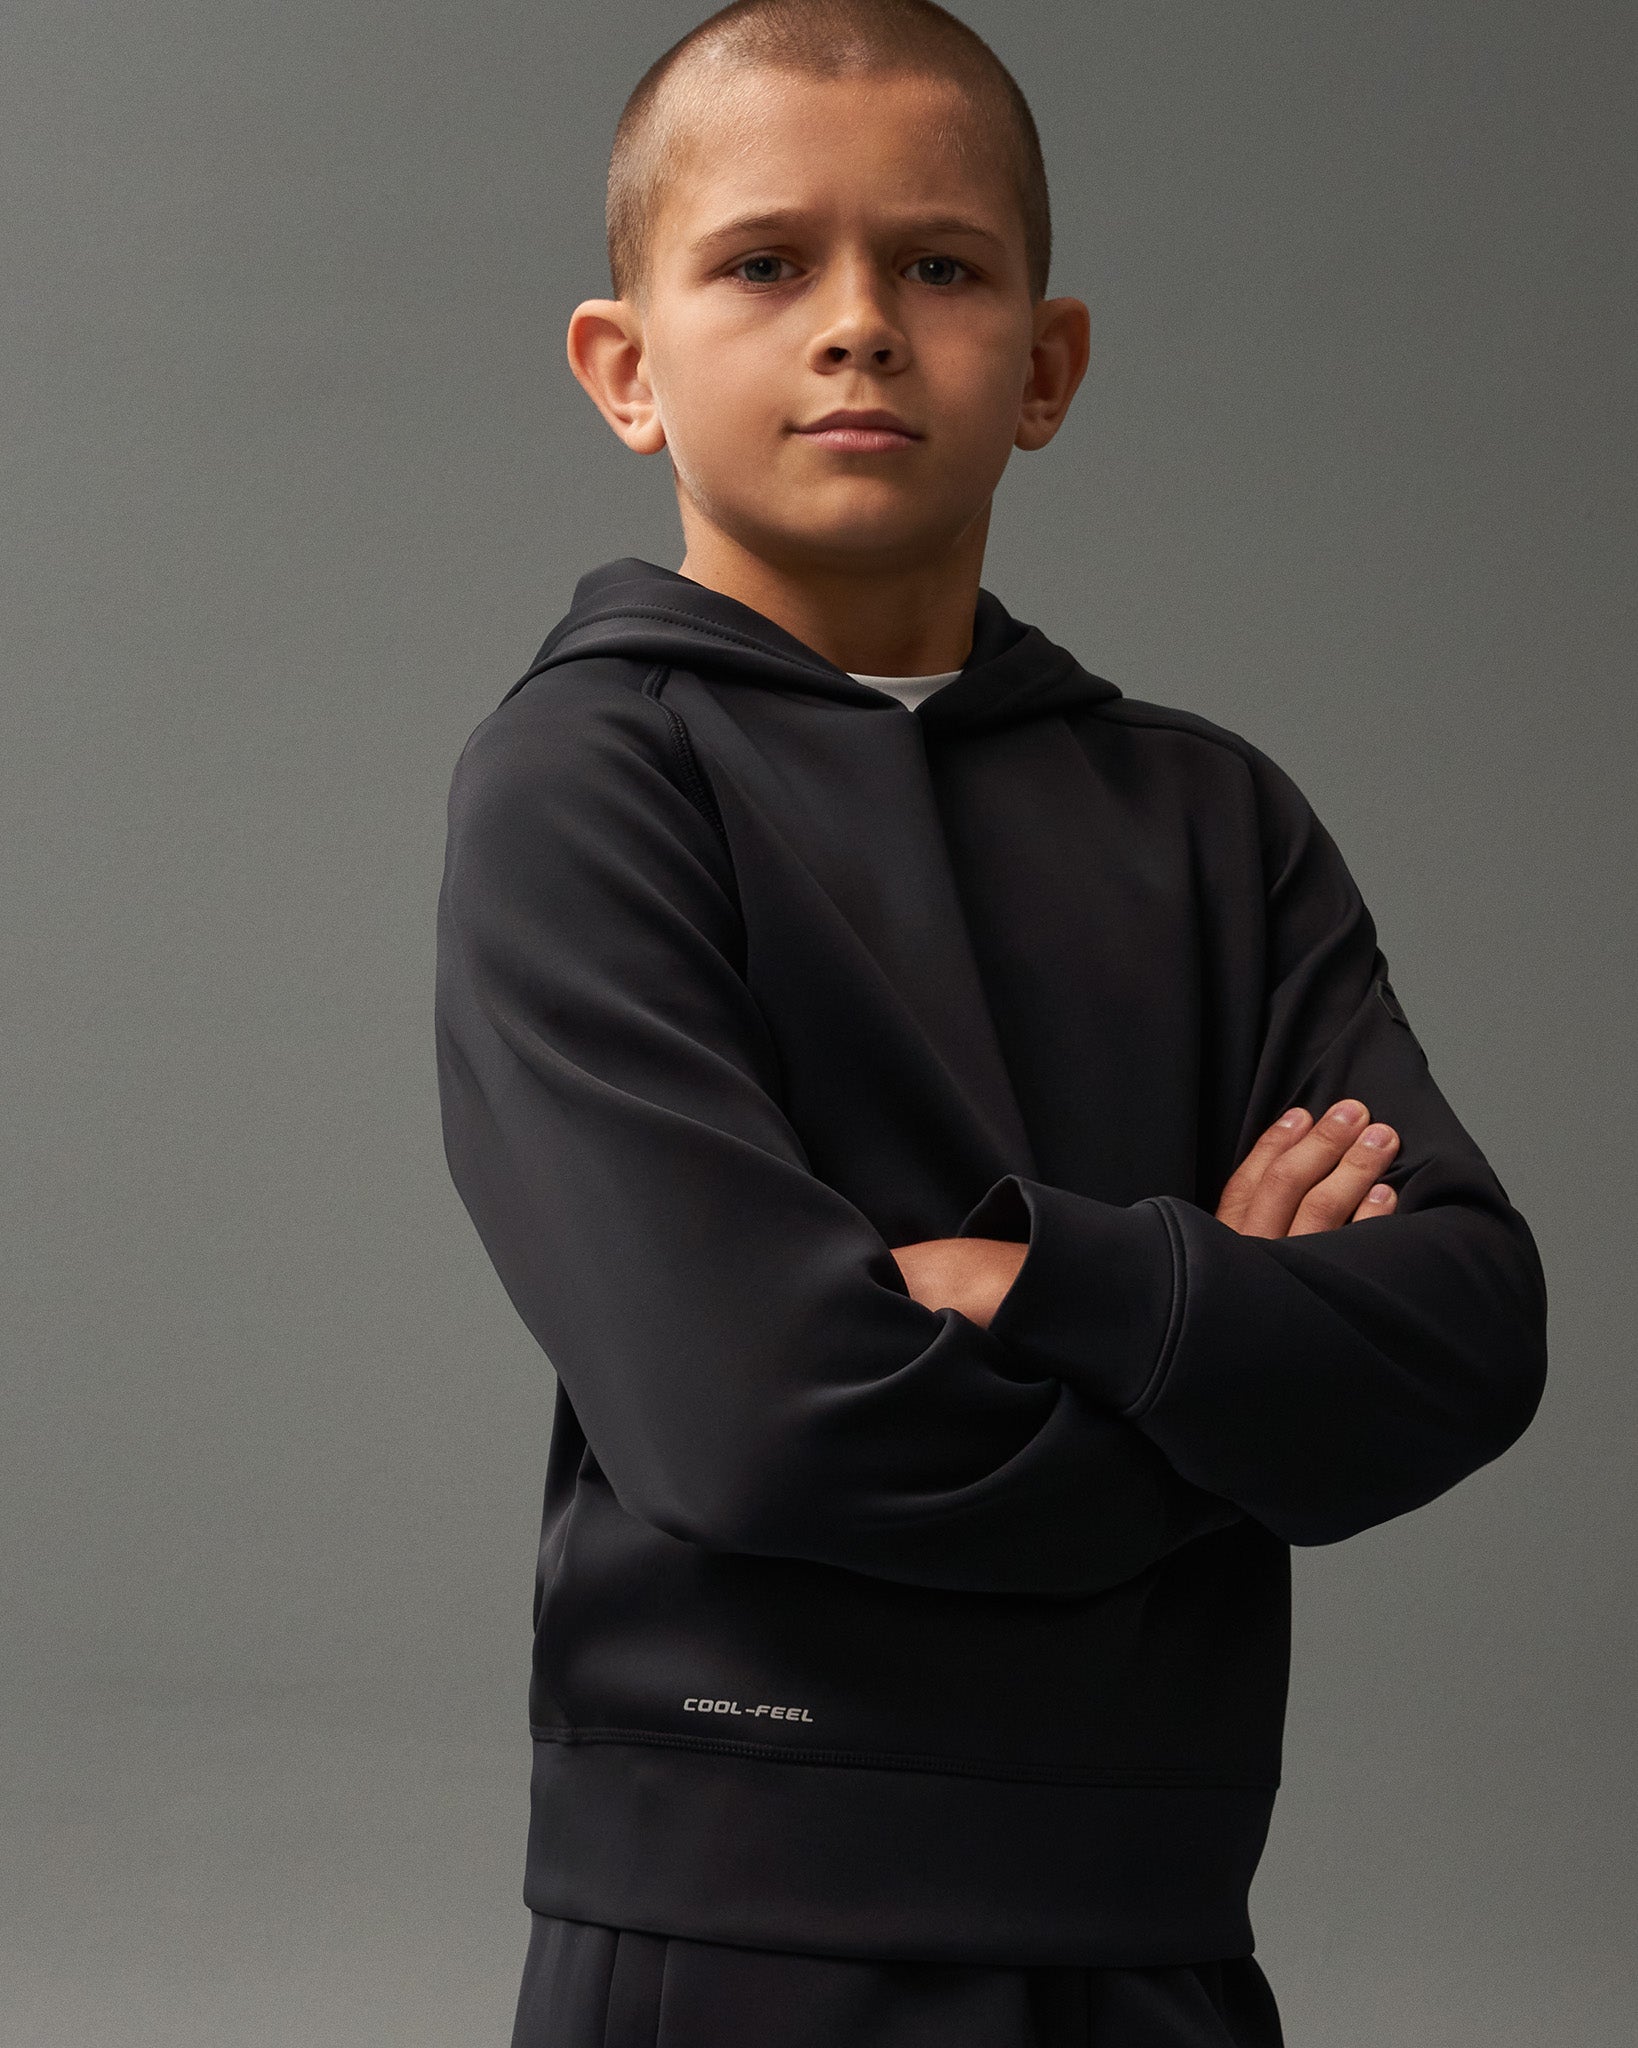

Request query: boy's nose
[
  {"left": 808, "top": 265, "right": 907, "bottom": 370},
  {"left": 822, "top": 340, "right": 898, "bottom": 365}
]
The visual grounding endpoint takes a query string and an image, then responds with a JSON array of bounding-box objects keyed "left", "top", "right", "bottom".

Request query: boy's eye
[
  {"left": 728, "top": 253, "right": 972, "bottom": 288},
  {"left": 733, "top": 255, "right": 797, "bottom": 285},
  {"left": 905, "top": 255, "right": 969, "bottom": 287}
]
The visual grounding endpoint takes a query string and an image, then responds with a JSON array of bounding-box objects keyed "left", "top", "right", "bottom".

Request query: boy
[{"left": 434, "top": 3, "right": 1549, "bottom": 2042}]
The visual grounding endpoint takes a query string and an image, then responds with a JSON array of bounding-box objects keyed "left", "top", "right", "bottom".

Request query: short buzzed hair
[{"left": 606, "top": 0, "right": 1052, "bottom": 307}]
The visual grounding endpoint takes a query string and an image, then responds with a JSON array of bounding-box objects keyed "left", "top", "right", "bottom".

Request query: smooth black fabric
[
  {"left": 510, "top": 1912, "right": 1285, "bottom": 2048},
  {"left": 435, "top": 556, "right": 1548, "bottom": 1963}
]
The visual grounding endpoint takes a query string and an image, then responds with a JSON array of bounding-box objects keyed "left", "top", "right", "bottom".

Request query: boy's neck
[{"left": 676, "top": 516, "right": 986, "bottom": 678}]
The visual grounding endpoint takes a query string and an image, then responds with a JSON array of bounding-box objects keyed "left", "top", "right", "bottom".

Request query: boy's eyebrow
[{"left": 687, "top": 208, "right": 1008, "bottom": 256}]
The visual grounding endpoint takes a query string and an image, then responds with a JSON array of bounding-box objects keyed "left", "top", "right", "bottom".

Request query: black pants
[{"left": 510, "top": 1911, "right": 1285, "bottom": 2048}]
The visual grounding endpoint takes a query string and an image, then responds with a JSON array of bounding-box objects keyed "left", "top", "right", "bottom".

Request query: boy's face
[{"left": 570, "top": 67, "right": 1089, "bottom": 577}]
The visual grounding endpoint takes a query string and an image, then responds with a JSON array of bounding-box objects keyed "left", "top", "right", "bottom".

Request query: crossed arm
[
  {"left": 898, "top": 1095, "right": 1402, "bottom": 1326},
  {"left": 437, "top": 697, "right": 1546, "bottom": 1589}
]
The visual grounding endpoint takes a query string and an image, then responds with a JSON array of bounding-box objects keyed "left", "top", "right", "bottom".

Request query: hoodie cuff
[{"left": 954, "top": 1175, "right": 1180, "bottom": 1415}]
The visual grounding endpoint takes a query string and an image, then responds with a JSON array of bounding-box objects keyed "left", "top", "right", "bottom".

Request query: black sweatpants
[{"left": 510, "top": 1912, "right": 1285, "bottom": 2048}]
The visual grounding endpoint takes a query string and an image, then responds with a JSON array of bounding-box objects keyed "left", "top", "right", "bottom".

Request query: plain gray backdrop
[{"left": 5, "top": 2, "right": 1633, "bottom": 2042}]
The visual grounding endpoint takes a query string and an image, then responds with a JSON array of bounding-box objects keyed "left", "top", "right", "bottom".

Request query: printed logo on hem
[{"left": 684, "top": 1696, "right": 814, "bottom": 1724}]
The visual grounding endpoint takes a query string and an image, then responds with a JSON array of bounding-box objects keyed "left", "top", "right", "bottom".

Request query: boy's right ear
[{"left": 565, "top": 299, "right": 668, "bottom": 455}]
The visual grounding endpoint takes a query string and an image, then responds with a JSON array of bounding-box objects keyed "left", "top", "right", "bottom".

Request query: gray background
[{"left": 4, "top": 1, "right": 1632, "bottom": 2041}]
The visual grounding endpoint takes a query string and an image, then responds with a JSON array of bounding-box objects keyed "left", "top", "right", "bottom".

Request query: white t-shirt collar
[{"left": 847, "top": 668, "right": 964, "bottom": 712}]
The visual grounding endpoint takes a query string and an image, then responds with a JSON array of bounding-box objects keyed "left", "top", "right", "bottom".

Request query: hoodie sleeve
[
  {"left": 434, "top": 684, "right": 1241, "bottom": 1601},
  {"left": 954, "top": 743, "right": 1549, "bottom": 1547}
]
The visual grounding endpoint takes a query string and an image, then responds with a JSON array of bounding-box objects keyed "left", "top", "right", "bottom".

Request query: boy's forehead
[{"left": 656, "top": 65, "right": 1014, "bottom": 242}]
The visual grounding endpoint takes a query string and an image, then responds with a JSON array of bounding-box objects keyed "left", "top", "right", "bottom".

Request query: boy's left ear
[{"left": 1015, "top": 296, "right": 1092, "bottom": 452}]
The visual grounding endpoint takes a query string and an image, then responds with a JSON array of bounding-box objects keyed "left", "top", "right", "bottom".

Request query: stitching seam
[
  {"left": 1125, "top": 1197, "right": 1187, "bottom": 1419},
  {"left": 1088, "top": 703, "right": 1259, "bottom": 768},
  {"left": 638, "top": 665, "right": 731, "bottom": 857},
  {"left": 529, "top": 1724, "right": 1278, "bottom": 1790}
]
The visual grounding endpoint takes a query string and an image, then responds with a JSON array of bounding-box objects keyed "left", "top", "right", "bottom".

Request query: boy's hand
[
  {"left": 894, "top": 1099, "right": 1400, "bottom": 1320},
  {"left": 1213, "top": 1100, "right": 1400, "bottom": 1238}
]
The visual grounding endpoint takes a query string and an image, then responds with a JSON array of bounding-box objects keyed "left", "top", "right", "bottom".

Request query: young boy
[{"left": 434, "top": 3, "right": 1549, "bottom": 2042}]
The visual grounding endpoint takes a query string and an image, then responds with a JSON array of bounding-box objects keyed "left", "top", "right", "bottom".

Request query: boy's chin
[{"left": 748, "top": 509, "right": 965, "bottom": 572}]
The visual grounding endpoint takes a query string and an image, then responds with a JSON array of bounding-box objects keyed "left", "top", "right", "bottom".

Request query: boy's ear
[
  {"left": 1015, "top": 296, "right": 1092, "bottom": 453},
  {"left": 566, "top": 299, "right": 668, "bottom": 455}
]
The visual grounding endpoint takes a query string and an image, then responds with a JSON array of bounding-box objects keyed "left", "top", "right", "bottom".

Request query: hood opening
[{"left": 505, "top": 558, "right": 1121, "bottom": 734}]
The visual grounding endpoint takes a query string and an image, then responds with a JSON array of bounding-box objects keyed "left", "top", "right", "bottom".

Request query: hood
[{"left": 506, "top": 557, "right": 1122, "bottom": 736}]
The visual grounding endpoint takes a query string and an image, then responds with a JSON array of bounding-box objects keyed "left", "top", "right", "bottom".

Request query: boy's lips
[{"left": 794, "top": 408, "right": 923, "bottom": 451}]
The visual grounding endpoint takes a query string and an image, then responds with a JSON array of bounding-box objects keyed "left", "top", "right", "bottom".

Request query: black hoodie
[{"left": 434, "top": 556, "right": 1548, "bottom": 1968}]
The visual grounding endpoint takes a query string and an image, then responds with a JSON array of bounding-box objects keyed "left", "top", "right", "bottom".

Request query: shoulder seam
[
  {"left": 1090, "top": 702, "right": 1287, "bottom": 892},
  {"left": 1090, "top": 700, "right": 1260, "bottom": 768},
  {"left": 640, "top": 665, "right": 731, "bottom": 858}
]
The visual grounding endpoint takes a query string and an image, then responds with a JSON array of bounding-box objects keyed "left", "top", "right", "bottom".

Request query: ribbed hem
[
  {"left": 956, "top": 1176, "right": 1180, "bottom": 1414},
  {"left": 521, "top": 1731, "right": 1274, "bottom": 1967}
]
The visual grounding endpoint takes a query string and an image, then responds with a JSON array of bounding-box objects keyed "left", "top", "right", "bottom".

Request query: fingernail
[
  {"left": 1367, "top": 1183, "right": 1394, "bottom": 1202},
  {"left": 1278, "top": 1109, "right": 1308, "bottom": 1129},
  {"left": 1360, "top": 1123, "right": 1395, "bottom": 1149},
  {"left": 1329, "top": 1100, "right": 1367, "bottom": 1127}
]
